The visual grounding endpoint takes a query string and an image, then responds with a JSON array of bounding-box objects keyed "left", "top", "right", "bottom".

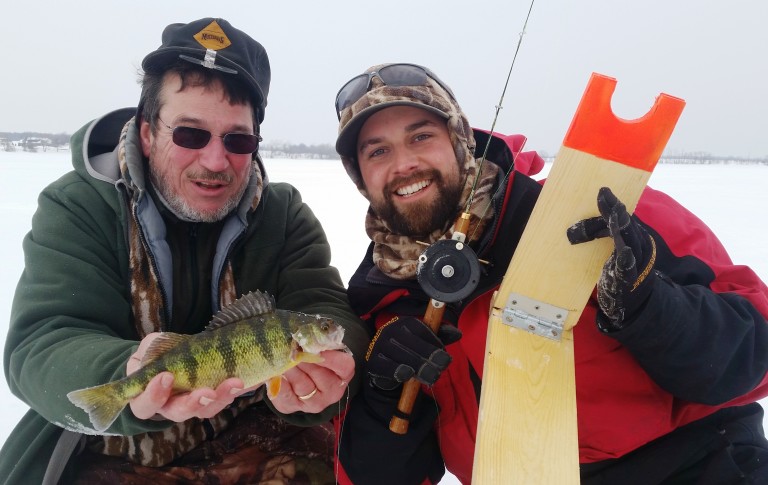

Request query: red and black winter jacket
[{"left": 335, "top": 131, "right": 768, "bottom": 485}]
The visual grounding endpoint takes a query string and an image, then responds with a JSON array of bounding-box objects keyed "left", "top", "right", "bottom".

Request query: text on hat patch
[{"left": 194, "top": 21, "right": 232, "bottom": 50}]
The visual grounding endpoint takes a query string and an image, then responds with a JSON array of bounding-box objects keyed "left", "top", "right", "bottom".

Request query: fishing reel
[{"left": 416, "top": 239, "right": 481, "bottom": 303}]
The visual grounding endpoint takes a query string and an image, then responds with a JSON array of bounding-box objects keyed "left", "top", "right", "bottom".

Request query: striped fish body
[
  {"left": 67, "top": 290, "right": 346, "bottom": 432},
  {"left": 152, "top": 314, "right": 306, "bottom": 391}
]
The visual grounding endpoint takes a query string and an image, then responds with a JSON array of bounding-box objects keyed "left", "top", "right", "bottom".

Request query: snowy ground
[{"left": 1, "top": 150, "right": 766, "bottom": 482}]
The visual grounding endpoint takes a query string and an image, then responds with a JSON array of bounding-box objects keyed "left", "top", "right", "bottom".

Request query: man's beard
[
  {"left": 149, "top": 159, "right": 250, "bottom": 223},
  {"left": 371, "top": 169, "right": 464, "bottom": 238}
]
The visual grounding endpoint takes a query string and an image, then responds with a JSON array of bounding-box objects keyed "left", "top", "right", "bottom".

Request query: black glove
[
  {"left": 567, "top": 187, "right": 657, "bottom": 330},
  {"left": 365, "top": 316, "right": 461, "bottom": 391}
]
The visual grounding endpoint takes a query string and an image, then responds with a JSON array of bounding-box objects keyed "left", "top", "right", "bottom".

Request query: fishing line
[
  {"left": 431, "top": 391, "right": 445, "bottom": 451},
  {"left": 334, "top": 384, "right": 351, "bottom": 484},
  {"left": 399, "top": 0, "right": 539, "bottom": 438},
  {"left": 464, "top": 0, "right": 537, "bottom": 242}
]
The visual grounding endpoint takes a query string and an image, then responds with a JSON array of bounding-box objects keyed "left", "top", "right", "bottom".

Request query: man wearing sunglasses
[
  {"left": 332, "top": 63, "right": 768, "bottom": 484},
  {"left": 0, "top": 18, "right": 367, "bottom": 484}
]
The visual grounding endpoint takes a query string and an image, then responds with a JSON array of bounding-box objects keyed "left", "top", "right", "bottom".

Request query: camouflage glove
[
  {"left": 365, "top": 316, "right": 460, "bottom": 391},
  {"left": 567, "top": 187, "right": 657, "bottom": 330}
]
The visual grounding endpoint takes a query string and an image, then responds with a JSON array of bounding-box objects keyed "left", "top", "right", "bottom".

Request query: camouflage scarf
[{"left": 367, "top": 160, "right": 500, "bottom": 280}]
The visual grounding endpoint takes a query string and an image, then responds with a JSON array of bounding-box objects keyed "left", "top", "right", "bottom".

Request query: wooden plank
[{"left": 472, "top": 73, "right": 685, "bottom": 484}]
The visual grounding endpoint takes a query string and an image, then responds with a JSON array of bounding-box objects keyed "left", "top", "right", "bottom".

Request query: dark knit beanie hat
[{"left": 142, "top": 18, "right": 270, "bottom": 123}]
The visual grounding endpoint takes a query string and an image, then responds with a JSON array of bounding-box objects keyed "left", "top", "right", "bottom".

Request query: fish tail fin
[
  {"left": 67, "top": 381, "right": 130, "bottom": 432},
  {"left": 266, "top": 376, "right": 283, "bottom": 399}
]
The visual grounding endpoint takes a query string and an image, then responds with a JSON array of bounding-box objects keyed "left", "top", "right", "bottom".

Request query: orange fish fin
[{"left": 266, "top": 376, "right": 282, "bottom": 399}]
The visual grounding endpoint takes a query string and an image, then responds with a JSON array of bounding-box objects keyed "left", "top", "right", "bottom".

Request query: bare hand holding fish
[
  {"left": 67, "top": 290, "right": 351, "bottom": 432},
  {"left": 127, "top": 335, "right": 250, "bottom": 423},
  {"left": 269, "top": 349, "right": 355, "bottom": 414}
]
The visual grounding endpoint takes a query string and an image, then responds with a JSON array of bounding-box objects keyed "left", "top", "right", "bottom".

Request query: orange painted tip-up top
[{"left": 563, "top": 73, "right": 686, "bottom": 171}]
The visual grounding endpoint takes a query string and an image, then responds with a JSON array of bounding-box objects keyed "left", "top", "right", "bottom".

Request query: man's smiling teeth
[
  {"left": 396, "top": 180, "right": 431, "bottom": 197},
  {"left": 197, "top": 181, "right": 223, "bottom": 188}
]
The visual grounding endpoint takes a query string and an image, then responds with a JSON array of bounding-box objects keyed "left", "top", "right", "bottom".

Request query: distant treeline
[
  {"left": 540, "top": 155, "right": 768, "bottom": 165},
  {"left": 0, "top": 131, "right": 339, "bottom": 159},
  {"left": 260, "top": 142, "right": 338, "bottom": 160},
  {"left": 2, "top": 132, "right": 767, "bottom": 164},
  {"left": 0, "top": 132, "right": 71, "bottom": 151},
  {"left": 658, "top": 155, "right": 768, "bottom": 165}
]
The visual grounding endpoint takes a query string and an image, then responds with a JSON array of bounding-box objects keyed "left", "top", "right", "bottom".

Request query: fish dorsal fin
[
  {"left": 142, "top": 332, "right": 190, "bottom": 365},
  {"left": 205, "top": 290, "right": 276, "bottom": 331}
]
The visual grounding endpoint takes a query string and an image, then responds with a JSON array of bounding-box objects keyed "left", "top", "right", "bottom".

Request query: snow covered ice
[{"left": 1, "top": 151, "right": 766, "bottom": 483}]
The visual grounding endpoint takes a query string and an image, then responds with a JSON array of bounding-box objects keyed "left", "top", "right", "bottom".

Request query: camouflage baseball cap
[{"left": 335, "top": 63, "right": 476, "bottom": 191}]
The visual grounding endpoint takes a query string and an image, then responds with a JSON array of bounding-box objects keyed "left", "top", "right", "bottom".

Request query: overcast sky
[{"left": 3, "top": 1, "right": 767, "bottom": 158}]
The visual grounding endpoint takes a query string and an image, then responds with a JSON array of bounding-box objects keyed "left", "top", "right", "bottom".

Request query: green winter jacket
[{"left": 0, "top": 108, "right": 368, "bottom": 484}]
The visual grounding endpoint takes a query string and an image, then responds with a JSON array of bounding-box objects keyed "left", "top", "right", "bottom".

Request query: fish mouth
[
  {"left": 395, "top": 179, "right": 432, "bottom": 198},
  {"left": 292, "top": 323, "right": 346, "bottom": 354}
]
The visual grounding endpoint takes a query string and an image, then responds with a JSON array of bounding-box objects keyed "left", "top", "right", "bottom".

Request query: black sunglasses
[
  {"left": 157, "top": 118, "right": 262, "bottom": 154},
  {"left": 334, "top": 63, "right": 455, "bottom": 119}
]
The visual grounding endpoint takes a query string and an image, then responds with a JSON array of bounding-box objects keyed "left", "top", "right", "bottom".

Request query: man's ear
[{"left": 139, "top": 119, "right": 152, "bottom": 158}]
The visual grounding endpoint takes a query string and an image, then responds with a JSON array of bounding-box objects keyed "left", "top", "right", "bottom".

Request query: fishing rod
[
  {"left": 389, "top": 0, "right": 538, "bottom": 434},
  {"left": 389, "top": 212, "right": 475, "bottom": 434},
  {"left": 466, "top": 0, "right": 537, "bottom": 217}
]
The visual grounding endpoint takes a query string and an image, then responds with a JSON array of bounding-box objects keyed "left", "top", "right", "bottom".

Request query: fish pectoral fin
[
  {"left": 266, "top": 376, "right": 282, "bottom": 399},
  {"left": 143, "top": 333, "right": 189, "bottom": 365}
]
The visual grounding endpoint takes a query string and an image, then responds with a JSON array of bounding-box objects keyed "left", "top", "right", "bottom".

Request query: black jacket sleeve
[
  {"left": 607, "top": 213, "right": 768, "bottom": 405},
  {"left": 611, "top": 272, "right": 768, "bottom": 405}
]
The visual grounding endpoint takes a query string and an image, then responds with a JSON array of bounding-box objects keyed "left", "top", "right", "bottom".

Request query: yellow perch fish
[{"left": 67, "top": 290, "right": 347, "bottom": 432}]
